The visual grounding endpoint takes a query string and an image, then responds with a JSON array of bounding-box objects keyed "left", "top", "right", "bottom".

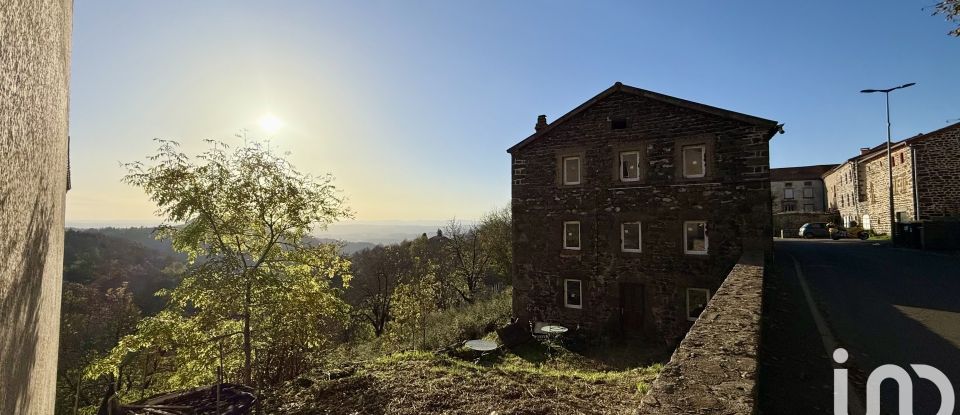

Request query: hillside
[
  {"left": 75, "top": 226, "right": 378, "bottom": 256},
  {"left": 63, "top": 229, "right": 182, "bottom": 314}
]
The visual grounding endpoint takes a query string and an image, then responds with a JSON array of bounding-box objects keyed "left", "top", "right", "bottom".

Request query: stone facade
[
  {"left": 639, "top": 251, "right": 764, "bottom": 414},
  {"left": 508, "top": 83, "right": 779, "bottom": 344},
  {"left": 823, "top": 122, "right": 960, "bottom": 235},
  {"left": 769, "top": 165, "right": 835, "bottom": 214},
  {"left": 0, "top": 1, "right": 73, "bottom": 414},
  {"left": 910, "top": 123, "right": 960, "bottom": 220}
]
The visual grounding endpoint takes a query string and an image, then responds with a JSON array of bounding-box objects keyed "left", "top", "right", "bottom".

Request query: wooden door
[{"left": 620, "top": 283, "right": 645, "bottom": 336}]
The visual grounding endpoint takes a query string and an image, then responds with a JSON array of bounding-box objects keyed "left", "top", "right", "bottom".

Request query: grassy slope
[{"left": 271, "top": 342, "right": 665, "bottom": 415}]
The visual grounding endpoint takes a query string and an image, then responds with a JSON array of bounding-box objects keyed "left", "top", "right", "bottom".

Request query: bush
[{"left": 417, "top": 289, "right": 512, "bottom": 350}]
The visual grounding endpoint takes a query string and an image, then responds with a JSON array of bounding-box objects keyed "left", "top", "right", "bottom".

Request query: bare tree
[
  {"left": 348, "top": 244, "right": 412, "bottom": 336},
  {"left": 444, "top": 220, "right": 490, "bottom": 304}
]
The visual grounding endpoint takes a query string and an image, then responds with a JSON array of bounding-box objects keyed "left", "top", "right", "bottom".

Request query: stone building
[
  {"left": 508, "top": 82, "right": 781, "bottom": 343},
  {"left": 769, "top": 165, "right": 836, "bottom": 213},
  {"left": 823, "top": 122, "right": 960, "bottom": 235},
  {"left": 1, "top": 1, "right": 73, "bottom": 414}
]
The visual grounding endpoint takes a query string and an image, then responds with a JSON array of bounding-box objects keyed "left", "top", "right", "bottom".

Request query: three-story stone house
[{"left": 508, "top": 82, "right": 781, "bottom": 343}]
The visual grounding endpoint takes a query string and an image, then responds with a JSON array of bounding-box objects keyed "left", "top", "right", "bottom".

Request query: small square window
[
  {"left": 682, "top": 145, "right": 706, "bottom": 178},
  {"left": 620, "top": 151, "right": 640, "bottom": 182},
  {"left": 784, "top": 182, "right": 793, "bottom": 187},
  {"left": 784, "top": 188, "right": 795, "bottom": 199},
  {"left": 621, "top": 222, "right": 641, "bottom": 252},
  {"left": 562, "top": 156, "right": 581, "bottom": 185},
  {"left": 803, "top": 188, "right": 813, "bottom": 198},
  {"left": 611, "top": 118, "right": 628, "bottom": 130},
  {"left": 563, "top": 221, "right": 581, "bottom": 250},
  {"left": 684, "top": 221, "right": 708, "bottom": 255},
  {"left": 686, "top": 288, "right": 710, "bottom": 321},
  {"left": 803, "top": 181, "right": 812, "bottom": 186},
  {"left": 564, "top": 279, "right": 582, "bottom": 309}
]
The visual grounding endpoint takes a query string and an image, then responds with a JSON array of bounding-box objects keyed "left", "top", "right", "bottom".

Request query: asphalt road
[{"left": 759, "top": 239, "right": 960, "bottom": 415}]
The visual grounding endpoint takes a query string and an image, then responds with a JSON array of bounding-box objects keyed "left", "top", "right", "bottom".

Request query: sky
[{"left": 67, "top": 0, "right": 959, "bottom": 226}]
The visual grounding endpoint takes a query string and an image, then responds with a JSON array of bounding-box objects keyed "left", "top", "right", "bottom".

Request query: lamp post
[{"left": 860, "top": 82, "right": 915, "bottom": 241}]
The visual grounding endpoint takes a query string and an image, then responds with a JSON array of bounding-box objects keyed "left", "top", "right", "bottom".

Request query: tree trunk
[
  {"left": 242, "top": 278, "right": 253, "bottom": 385},
  {"left": 72, "top": 374, "right": 82, "bottom": 415}
]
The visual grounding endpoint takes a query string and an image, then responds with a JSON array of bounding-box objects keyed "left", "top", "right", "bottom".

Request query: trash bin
[{"left": 896, "top": 222, "right": 923, "bottom": 249}]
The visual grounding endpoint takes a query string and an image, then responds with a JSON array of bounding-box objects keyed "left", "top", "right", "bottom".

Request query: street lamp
[{"left": 860, "top": 82, "right": 915, "bottom": 241}]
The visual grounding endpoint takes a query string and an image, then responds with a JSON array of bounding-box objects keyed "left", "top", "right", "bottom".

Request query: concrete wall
[
  {"left": 639, "top": 251, "right": 764, "bottom": 414},
  {"left": 0, "top": 1, "right": 73, "bottom": 413},
  {"left": 510, "top": 87, "right": 774, "bottom": 344}
]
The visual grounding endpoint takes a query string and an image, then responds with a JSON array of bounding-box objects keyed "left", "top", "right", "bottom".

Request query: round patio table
[
  {"left": 539, "top": 325, "right": 568, "bottom": 357},
  {"left": 540, "top": 325, "right": 568, "bottom": 335},
  {"left": 464, "top": 339, "right": 498, "bottom": 352}
]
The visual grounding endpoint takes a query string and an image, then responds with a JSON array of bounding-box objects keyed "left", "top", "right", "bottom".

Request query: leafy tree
[
  {"left": 89, "top": 139, "right": 351, "bottom": 393},
  {"left": 933, "top": 0, "right": 960, "bottom": 36},
  {"left": 477, "top": 204, "right": 512, "bottom": 284},
  {"left": 386, "top": 273, "right": 438, "bottom": 350},
  {"left": 57, "top": 283, "right": 140, "bottom": 414}
]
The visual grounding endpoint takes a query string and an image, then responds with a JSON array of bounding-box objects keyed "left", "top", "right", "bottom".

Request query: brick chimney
[
  {"left": 860, "top": 147, "right": 871, "bottom": 155},
  {"left": 535, "top": 115, "right": 547, "bottom": 132}
]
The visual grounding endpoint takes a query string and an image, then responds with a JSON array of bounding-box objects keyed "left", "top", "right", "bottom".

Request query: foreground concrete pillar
[{"left": 0, "top": 1, "right": 73, "bottom": 413}]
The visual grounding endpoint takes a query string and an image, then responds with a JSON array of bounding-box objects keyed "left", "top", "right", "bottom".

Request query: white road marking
[{"left": 788, "top": 252, "right": 866, "bottom": 415}]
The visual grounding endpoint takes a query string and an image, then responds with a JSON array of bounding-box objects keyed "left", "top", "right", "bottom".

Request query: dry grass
[{"left": 269, "top": 341, "right": 667, "bottom": 415}]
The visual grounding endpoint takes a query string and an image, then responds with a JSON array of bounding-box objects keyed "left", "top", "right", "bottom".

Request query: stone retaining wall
[{"left": 639, "top": 251, "right": 764, "bottom": 414}]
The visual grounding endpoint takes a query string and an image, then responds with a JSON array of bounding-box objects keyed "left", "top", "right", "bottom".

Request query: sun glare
[{"left": 258, "top": 113, "right": 283, "bottom": 135}]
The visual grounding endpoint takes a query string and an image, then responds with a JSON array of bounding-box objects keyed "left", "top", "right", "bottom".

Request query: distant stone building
[
  {"left": 508, "top": 82, "right": 780, "bottom": 343},
  {"left": 823, "top": 122, "right": 960, "bottom": 234},
  {"left": 769, "top": 165, "right": 836, "bottom": 213},
  {"left": 1, "top": 1, "right": 73, "bottom": 414}
]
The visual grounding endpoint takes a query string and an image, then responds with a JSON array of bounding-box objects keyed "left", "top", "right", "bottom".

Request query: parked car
[
  {"left": 828, "top": 222, "right": 870, "bottom": 240},
  {"left": 798, "top": 222, "right": 831, "bottom": 239}
]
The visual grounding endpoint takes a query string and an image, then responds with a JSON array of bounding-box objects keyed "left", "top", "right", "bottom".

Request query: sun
[{"left": 258, "top": 113, "right": 283, "bottom": 135}]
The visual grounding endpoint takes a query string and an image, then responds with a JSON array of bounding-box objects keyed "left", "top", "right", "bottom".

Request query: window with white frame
[
  {"left": 564, "top": 279, "right": 582, "bottom": 309},
  {"left": 562, "top": 156, "right": 581, "bottom": 185},
  {"left": 682, "top": 145, "right": 706, "bottom": 178},
  {"left": 620, "top": 151, "right": 640, "bottom": 182},
  {"left": 803, "top": 187, "right": 813, "bottom": 198},
  {"left": 621, "top": 222, "right": 641, "bottom": 252},
  {"left": 563, "top": 221, "right": 581, "bottom": 250},
  {"left": 686, "top": 288, "right": 710, "bottom": 321},
  {"left": 684, "top": 221, "right": 708, "bottom": 254}
]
